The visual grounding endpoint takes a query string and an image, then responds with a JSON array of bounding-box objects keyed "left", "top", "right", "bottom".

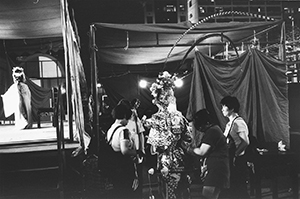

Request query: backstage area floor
[{"left": 0, "top": 159, "right": 300, "bottom": 199}]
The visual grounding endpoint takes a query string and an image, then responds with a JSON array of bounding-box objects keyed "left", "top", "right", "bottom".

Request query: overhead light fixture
[
  {"left": 174, "top": 78, "right": 183, "bottom": 88},
  {"left": 139, "top": 79, "right": 148, "bottom": 88}
]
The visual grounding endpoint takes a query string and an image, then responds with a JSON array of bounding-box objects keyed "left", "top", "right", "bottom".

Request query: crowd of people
[{"left": 94, "top": 71, "right": 251, "bottom": 199}]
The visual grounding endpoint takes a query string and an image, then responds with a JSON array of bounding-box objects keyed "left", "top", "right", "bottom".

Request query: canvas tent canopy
[
  {"left": 93, "top": 20, "right": 282, "bottom": 67},
  {"left": 0, "top": 0, "right": 64, "bottom": 55},
  {"left": 0, "top": 0, "right": 62, "bottom": 39}
]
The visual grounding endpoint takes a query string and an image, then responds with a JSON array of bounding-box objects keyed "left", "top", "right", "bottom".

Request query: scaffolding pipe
[{"left": 89, "top": 24, "right": 100, "bottom": 152}]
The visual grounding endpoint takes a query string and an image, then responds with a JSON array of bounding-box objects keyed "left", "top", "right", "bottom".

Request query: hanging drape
[
  {"left": 26, "top": 77, "right": 52, "bottom": 120},
  {"left": 186, "top": 48, "right": 289, "bottom": 147},
  {"left": 60, "top": 0, "right": 90, "bottom": 150}
]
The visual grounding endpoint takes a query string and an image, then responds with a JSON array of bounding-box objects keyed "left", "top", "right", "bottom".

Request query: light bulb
[
  {"left": 174, "top": 78, "right": 183, "bottom": 88},
  {"left": 139, "top": 79, "right": 148, "bottom": 88}
]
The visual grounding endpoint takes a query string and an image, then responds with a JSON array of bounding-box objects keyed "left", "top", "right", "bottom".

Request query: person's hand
[
  {"left": 181, "top": 140, "right": 188, "bottom": 149},
  {"left": 132, "top": 178, "right": 139, "bottom": 191},
  {"left": 233, "top": 156, "right": 236, "bottom": 167},
  {"left": 148, "top": 168, "right": 155, "bottom": 175},
  {"left": 181, "top": 141, "right": 193, "bottom": 154},
  {"left": 141, "top": 115, "right": 147, "bottom": 123},
  {"left": 193, "top": 148, "right": 201, "bottom": 155},
  {"left": 71, "top": 146, "right": 83, "bottom": 157}
]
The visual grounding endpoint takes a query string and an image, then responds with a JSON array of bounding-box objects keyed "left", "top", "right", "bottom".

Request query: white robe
[{"left": 2, "top": 82, "right": 32, "bottom": 129}]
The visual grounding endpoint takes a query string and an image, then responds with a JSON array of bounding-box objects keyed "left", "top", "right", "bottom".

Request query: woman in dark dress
[{"left": 192, "top": 109, "right": 230, "bottom": 199}]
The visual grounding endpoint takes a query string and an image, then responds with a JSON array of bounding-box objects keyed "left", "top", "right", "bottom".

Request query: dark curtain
[
  {"left": 0, "top": 57, "right": 11, "bottom": 119},
  {"left": 26, "top": 77, "right": 52, "bottom": 121},
  {"left": 187, "top": 48, "right": 289, "bottom": 147}
]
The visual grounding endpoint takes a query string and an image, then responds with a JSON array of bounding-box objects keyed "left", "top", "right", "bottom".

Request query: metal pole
[
  {"left": 283, "top": 21, "right": 286, "bottom": 62},
  {"left": 292, "top": 17, "right": 295, "bottom": 51},
  {"left": 89, "top": 24, "right": 99, "bottom": 151},
  {"left": 56, "top": 87, "right": 64, "bottom": 199},
  {"left": 67, "top": 64, "right": 73, "bottom": 141}
]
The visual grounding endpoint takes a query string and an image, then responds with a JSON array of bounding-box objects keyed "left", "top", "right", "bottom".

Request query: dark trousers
[{"left": 220, "top": 155, "right": 250, "bottom": 199}]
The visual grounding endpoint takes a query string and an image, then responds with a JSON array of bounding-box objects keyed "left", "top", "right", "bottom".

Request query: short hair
[
  {"left": 111, "top": 103, "right": 132, "bottom": 120},
  {"left": 193, "top": 109, "right": 213, "bottom": 130},
  {"left": 220, "top": 96, "right": 240, "bottom": 113}
]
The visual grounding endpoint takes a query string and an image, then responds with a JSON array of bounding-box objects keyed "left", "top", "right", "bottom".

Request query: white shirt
[
  {"left": 107, "top": 122, "right": 129, "bottom": 152},
  {"left": 224, "top": 117, "right": 249, "bottom": 156}
]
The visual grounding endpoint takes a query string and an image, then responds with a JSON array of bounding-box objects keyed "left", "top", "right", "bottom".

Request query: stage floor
[{"left": 0, "top": 121, "right": 77, "bottom": 147}]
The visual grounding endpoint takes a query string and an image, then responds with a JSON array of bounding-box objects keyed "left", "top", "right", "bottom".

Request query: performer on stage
[
  {"left": 143, "top": 71, "right": 192, "bottom": 199},
  {"left": 1, "top": 66, "right": 32, "bottom": 129}
]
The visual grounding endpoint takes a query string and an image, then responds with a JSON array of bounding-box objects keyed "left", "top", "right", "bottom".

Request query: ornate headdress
[
  {"left": 12, "top": 66, "right": 25, "bottom": 83},
  {"left": 150, "top": 71, "right": 177, "bottom": 107}
]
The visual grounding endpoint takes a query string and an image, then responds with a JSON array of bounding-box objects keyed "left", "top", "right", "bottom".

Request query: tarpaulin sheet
[{"left": 186, "top": 48, "right": 289, "bottom": 147}]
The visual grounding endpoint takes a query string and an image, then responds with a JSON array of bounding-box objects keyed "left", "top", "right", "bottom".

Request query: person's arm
[
  {"left": 235, "top": 131, "right": 249, "bottom": 156},
  {"left": 193, "top": 143, "right": 211, "bottom": 156},
  {"left": 142, "top": 118, "right": 152, "bottom": 129},
  {"left": 139, "top": 133, "right": 145, "bottom": 153},
  {"left": 120, "top": 129, "right": 137, "bottom": 156},
  {"left": 150, "top": 145, "right": 157, "bottom": 155}
]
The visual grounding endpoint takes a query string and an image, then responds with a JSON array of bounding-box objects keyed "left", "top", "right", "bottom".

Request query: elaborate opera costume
[
  {"left": 144, "top": 71, "right": 192, "bottom": 199},
  {"left": 1, "top": 67, "right": 32, "bottom": 129}
]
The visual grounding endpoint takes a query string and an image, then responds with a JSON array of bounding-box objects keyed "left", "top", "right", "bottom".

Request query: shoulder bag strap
[
  {"left": 108, "top": 125, "right": 123, "bottom": 144},
  {"left": 227, "top": 116, "right": 240, "bottom": 139}
]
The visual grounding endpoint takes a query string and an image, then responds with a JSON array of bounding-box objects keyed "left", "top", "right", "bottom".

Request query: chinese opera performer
[
  {"left": 143, "top": 71, "right": 192, "bottom": 199},
  {"left": 1, "top": 66, "right": 33, "bottom": 129}
]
